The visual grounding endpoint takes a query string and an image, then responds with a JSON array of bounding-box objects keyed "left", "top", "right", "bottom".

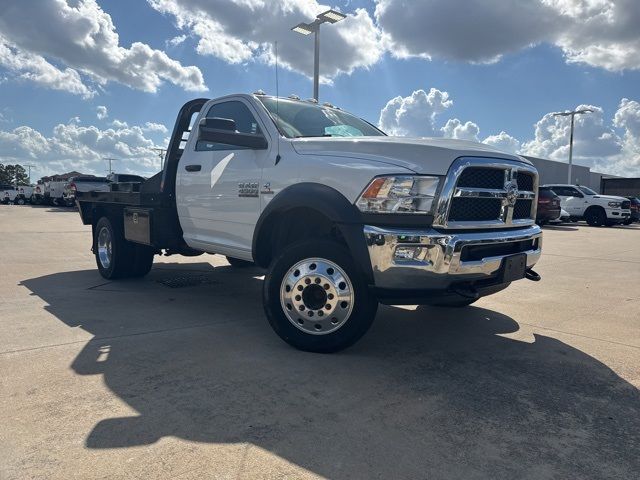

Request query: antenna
[{"left": 275, "top": 41, "right": 281, "bottom": 165}]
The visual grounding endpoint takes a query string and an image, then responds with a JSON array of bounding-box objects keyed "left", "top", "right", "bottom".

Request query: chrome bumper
[{"left": 364, "top": 224, "right": 542, "bottom": 290}]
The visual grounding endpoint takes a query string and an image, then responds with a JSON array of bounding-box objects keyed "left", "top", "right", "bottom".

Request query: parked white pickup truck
[
  {"left": 75, "top": 94, "right": 543, "bottom": 352},
  {"left": 543, "top": 184, "right": 631, "bottom": 226},
  {"left": 1, "top": 185, "right": 33, "bottom": 205},
  {"left": 44, "top": 181, "right": 69, "bottom": 206},
  {"left": 63, "top": 176, "right": 111, "bottom": 206}
]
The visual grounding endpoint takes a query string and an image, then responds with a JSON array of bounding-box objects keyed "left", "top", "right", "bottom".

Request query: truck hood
[
  {"left": 291, "top": 136, "right": 531, "bottom": 175},
  {"left": 592, "top": 194, "right": 629, "bottom": 202}
]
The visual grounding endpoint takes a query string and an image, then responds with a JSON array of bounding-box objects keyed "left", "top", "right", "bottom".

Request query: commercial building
[{"left": 523, "top": 156, "right": 618, "bottom": 192}]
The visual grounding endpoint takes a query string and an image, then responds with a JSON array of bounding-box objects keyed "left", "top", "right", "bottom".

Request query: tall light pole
[
  {"left": 22, "top": 164, "right": 36, "bottom": 184},
  {"left": 150, "top": 148, "right": 167, "bottom": 170},
  {"left": 552, "top": 109, "right": 593, "bottom": 184},
  {"left": 292, "top": 9, "right": 347, "bottom": 101},
  {"left": 103, "top": 157, "right": 118, "bottom": 174}
]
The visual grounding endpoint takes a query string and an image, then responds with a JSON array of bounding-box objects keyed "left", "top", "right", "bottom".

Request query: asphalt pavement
[{"left": 1, "top": 205, "right": 639, "bottom": 479}]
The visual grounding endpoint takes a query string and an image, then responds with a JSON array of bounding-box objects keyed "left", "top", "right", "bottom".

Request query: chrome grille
[
  {"left": 449, "top": 197, "right": 502, "bottom": 221},
  {"left": 515, "top": 172, "right": 534, "bottom": 191},
  {"left": 433, "top": 157, "right": 538, "bottom": 229},
  {"left": 513, "top": 199, "right": 533, "bottom": 219},
  {"left": 457, "top": 167, "right": 504, "bottom": 189}
]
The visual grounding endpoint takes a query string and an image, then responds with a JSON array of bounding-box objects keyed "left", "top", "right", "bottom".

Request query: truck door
[
  {"left": 177, "top": 99, "right": 271, "bottom": 258},
  {"left": 554, "top": 186, "right": 585, "bottom": 215}
]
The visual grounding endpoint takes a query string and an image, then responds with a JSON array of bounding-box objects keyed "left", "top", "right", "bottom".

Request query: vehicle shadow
[{"left": 21, "top": 264, "right": 640, "bottom": 479}]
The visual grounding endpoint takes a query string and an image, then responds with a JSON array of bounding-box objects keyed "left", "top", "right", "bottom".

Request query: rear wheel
[
  {"left": 585, "top": 207, "right": 606, "bottom": 227},
  {"left": 15, "top": 197, "right": 25, "bottom": 205},
  {"left": 264, "top": 239, "right": 377, "bottom": 353},
  {"left": 94, "top": 217, "right": 153, "bottom": 279},
  {"left": 95, "top": 217, "right": 133, "bottom": 279},
  {"left": 131, "top": 245, "right": 155, "bottom": 277}
]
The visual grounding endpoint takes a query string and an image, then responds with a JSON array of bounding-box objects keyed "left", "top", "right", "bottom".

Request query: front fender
[{"left": 252, "top": 183, "right": 373, "bottom": 283}]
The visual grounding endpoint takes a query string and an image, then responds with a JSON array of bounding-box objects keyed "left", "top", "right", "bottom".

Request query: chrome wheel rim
[
  {"left": 97, "top": 226, "right": 112, "bottom": 269},
  {"left": 280, "top": 258, "right": 354, "bottom": 335}
]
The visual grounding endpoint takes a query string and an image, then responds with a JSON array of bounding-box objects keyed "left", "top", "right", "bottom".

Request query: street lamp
[
  {"left": 292, "top": 9, "right": 347, "bottom": 101},
  {"left": 552, "top": 109, "right": 593, "bottom": 184}
]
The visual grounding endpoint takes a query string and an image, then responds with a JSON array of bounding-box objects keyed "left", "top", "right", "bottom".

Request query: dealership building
[{"left": 523, "top": 156, "right": 615, "bottom": 191}]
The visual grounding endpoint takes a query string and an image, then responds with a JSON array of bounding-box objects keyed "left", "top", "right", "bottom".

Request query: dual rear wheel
[{"left": 94, "top": 217, "right": 154, "bottom": 280}]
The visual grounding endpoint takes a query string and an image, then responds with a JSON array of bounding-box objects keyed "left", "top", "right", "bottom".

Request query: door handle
[{"left": 185, "top": 164, "right": 201, "bottom": 172}]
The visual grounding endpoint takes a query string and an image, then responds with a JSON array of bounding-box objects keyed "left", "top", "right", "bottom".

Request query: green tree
[
  {"left": 14, "top": 164, "right": 29, "bottom": 185},
  {"left": 0, "top": 164, "right": 29, "bottom": 185},
  {"left": 0, "top": 163, "right": 10, "bottom": 184}
]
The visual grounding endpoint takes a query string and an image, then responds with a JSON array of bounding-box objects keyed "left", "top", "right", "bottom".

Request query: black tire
[
  {"left": 585, "top": 207, "right": 606, "bottom": 227},
  {"left": 15, "top": 197, "right": 25, "bottom": 205},
  {"left": 263, "top": 239, "right": 378, "bottom": 353},
  {"left": 623, "top": 219, "right": 632, "bottom": 226},
  {"left": 226, "top": 256, "right": 254, "bottom": 268},
  {"left": 423, "top": 295, "right": 478, "bottom": 308},
  {"left": 94, "top": 216, "right": 135, "bottom": 279},
  {"left": 131, "top": 245, "right": 155, "bottom": 277}
]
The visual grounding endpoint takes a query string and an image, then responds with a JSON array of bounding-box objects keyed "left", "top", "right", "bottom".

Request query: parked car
[
  {"left": 624, "top": 197, "right": 640, "bottom": 224},
  {"left": 74, "top": 94, "right": 543, "bottom": 353},
  {"left": 536, "top": 186, "right": 561, "bottom": 225},
  {"left": 63, "top": 176, "right": 111, "bottom": 206},
  {"left": 543, "top": 184, "right": 631, "bottom": 226}
]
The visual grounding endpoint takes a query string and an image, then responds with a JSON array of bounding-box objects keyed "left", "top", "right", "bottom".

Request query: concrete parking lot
[{"left": 1, "top": 205, "right": 639, "bottom": 479}]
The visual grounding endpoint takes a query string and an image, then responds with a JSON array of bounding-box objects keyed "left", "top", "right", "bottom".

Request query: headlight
[
  {"left": 356, "top": 176, "right": 440, "bottom": 214},
  {"left": 608, "top": 201, "right": 621, "bottom": 208}
]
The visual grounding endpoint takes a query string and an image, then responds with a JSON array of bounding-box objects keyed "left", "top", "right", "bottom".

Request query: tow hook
[{"left": 525, "top": 269, "right": 541, "bottom": 282}]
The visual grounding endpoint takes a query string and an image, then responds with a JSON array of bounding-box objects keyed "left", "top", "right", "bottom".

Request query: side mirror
[
  {"left": 198, "top": 117, "right": 268, "bottom": 150},
  {"left": 573, "top": 192, "right": 584, "bottom": 198}
]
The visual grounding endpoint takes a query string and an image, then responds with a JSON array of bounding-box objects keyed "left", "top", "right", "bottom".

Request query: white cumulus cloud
[
  {"left": 378, "top": 88, "right": 453, "bottom": 136},
  {"left": 375, "top": 0, "right": 640, "bottom": 71},
  {"left": 0, "top": 0, "right": 207, "bottom": 96},
  {"left": 377, "top": 87, "right": 640, "bottom": 175},
  {"left": 96, "top": 105, "right": 108, "bottom": 120},
  {"left": 0, "top": 118, "right": 168, "bottom": 179},
  {"left": 148, "top": 0, "right": 383, "bottom": 82}
]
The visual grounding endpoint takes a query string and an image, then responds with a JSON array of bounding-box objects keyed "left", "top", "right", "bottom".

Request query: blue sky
[{"left": 0, "top": 0, "right": 639, "bottom": 179}]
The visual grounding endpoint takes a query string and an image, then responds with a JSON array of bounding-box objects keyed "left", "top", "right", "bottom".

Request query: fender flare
[{"left": 252, "top": 183, "right": 373, "bottom": 283}]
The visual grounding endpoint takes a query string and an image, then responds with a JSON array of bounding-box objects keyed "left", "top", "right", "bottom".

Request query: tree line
[{"left": 0, "top": 164, "right": 30, "bottom": 185}]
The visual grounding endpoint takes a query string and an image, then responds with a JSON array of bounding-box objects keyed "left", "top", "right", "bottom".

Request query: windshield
[
  {"left": 578, "top": 186, "right": 598, "bottom": 195},
  {"left": 258, "top": 97, "right": 385, "bottom": 138}
]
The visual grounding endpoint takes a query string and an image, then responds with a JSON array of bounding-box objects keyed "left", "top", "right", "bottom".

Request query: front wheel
[
  {"left": 585, "top": 207, "right": 606, "bottom": 227},
  {"left": 263, "top": 240, "right": 378, "bottom": 353},
  {"left": 15, "top": 197, "right": 25, "bottom": 205}
]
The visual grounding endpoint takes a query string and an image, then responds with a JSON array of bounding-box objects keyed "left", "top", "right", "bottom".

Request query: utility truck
[{"left": 75, "top": 93, "right": 543, "bottom": 352}]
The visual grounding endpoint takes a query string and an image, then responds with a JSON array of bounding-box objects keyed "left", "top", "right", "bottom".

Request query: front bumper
[
  {"left": 364, "top": 224, "right": 542, "bottom": 290},
  {"left": 605, "top": 208, "right": 631, "bottom": 221}
]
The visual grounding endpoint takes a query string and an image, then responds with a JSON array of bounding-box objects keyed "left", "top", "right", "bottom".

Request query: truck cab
[{"left": 76, "top": 93, "right": 543, "bottom": 352}]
